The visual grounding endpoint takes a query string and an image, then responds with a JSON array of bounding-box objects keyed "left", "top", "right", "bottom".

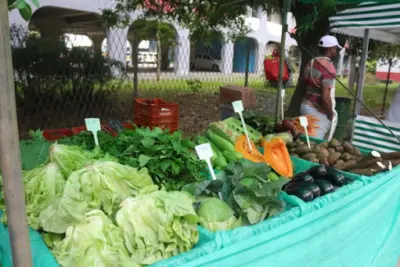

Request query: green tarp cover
[
  {"left": 1, "top": 148, "right": 400, "bottom": 266},
  {"left": 154, "top": 158, "right": 400, "bottom": 267}
]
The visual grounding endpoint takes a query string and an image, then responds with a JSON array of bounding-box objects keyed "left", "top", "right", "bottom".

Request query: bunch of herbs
[{"left": 59, "top": 128, "right": 205, "bottom": 190}]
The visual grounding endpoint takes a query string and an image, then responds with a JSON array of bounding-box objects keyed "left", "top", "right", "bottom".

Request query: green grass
[
  {"left": 128, "top": 77, "right": 398, "bottom": 110},
  {"left": 44, "top": 74, "right": 397, "bottom": 111}
]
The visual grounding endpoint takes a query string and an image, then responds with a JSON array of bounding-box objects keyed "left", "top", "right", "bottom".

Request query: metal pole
[
  {"left": 275, "top": 0, "right": 291, "bottom": 123},
  {"left": 354, "top": 29, "right": 369, "bottom": 117},
  {"left": 0, "top": 2, "right": 33, "bottom": 266},
  {"left": 133, "top": 31, "right": 139, "bottom": 99},
  {"left": 244, "top": 41, "right": 250, "bottom": 87},
  {"left": 382, "top": 57, "right": 392, "bottom": 115}
]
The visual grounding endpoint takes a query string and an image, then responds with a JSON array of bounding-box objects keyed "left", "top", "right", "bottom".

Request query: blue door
[{"left": 233, "top": 38, "right": 256, "bottom": 73}]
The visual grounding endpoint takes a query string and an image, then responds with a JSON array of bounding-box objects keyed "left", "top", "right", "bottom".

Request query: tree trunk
[
  {"left": 286, "top": 10, "right": 331, "bottom": 117},
  {"left": 156, "top": 38, "right": 161, "bottom": 82},
  {"left": 161, "top": 44, "right": 170, "bottom": 70},
  {"left": 156, "top": 24, "right": 162, "bottom": 82}
]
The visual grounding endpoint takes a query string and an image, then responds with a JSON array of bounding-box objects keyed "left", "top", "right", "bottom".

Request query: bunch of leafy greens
[
  {"left": 116, "top": 190, "right": 199, "bottom": 266},
  {"left": 183, "top": 160, "right": 288, "bottom": 225},
  {"left": 197, "top": 198, "right": 242, "bottom": 232},
  {"left": 52, "top": 210, "right": 133, "bottom": 267},
  {"left": 59, "top": 128, "right": 206, "bottom": 190},
  {"left": 240, "top": 111, "right": 275, "bottom": 136},
  {"left": 40, "top": 161, "right": 156, "bottom": 234}
]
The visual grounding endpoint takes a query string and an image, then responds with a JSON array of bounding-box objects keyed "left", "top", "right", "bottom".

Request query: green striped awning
[
  {"left": 353, "top": 115, "right": 400, "bottom": 153},
  {"left": 329, "top": 2, "right": 400, "bottom": 43}
]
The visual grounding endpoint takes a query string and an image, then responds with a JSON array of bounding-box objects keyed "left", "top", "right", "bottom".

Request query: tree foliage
[{"left": 8, "top": 0, "right": 38, "bottom": 21}]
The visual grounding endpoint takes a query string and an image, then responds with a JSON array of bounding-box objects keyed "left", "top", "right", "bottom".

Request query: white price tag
[
  {"left": 195, "top": 143, "right": 223, "bottom": 200},
  {"left": 232, "top": 100, "right": 252, "bottom": 151},
  {"left": 232, "top": 100, "right": 244, "bottom": 113},
  {"left": 85, "top": 118, "right": 101, "bottom": 146},
  {"left": 299, "top": 116, "right": 308, "bottom": 127},
  {"left": 299, "top": 117, "right": 311, "bottom": 148},
  {"left": 195, "top": 143, "right": 214, "bottom": 160},
  {"left": 280, "top": 90, "right": 286, "bottom": 121}
]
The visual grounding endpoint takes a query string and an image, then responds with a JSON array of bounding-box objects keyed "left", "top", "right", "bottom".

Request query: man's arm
[
  {"left": 321, "top": 86, "right": 334, "bottom": 120},
  {"left": 320, "top": 62, "right": 336, "bottom": 120}
]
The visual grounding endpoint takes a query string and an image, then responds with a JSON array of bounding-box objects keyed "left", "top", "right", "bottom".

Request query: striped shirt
[{"left": 303, "top": 57, "right": 336, "bottom": 109}]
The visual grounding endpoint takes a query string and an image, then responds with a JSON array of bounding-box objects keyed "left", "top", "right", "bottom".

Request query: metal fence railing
[{"left": 11, "top": 24, "right": 301, "bottom": 137}]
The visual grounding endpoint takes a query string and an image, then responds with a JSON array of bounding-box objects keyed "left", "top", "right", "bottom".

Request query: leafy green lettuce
[
  {"left": 197, "top": 198, "right": 242, "bottom": 232},
  {"left": 53, "top": 210, "right": 133, "bottom": 267},
  {"left": 49, "top": 144, "right": 94, "bottom": 177},
  {"left": 40, "top": 161, "right": 156, "bottom": 233},
  {"left": 23, "top": 163, "right": 65, "bottom": 229},
  {"left": 1, "top": 163, "right": 65, "bottom": 230},
  {"left": 116, "top": 191, "right": 199, "bottom": 265}
]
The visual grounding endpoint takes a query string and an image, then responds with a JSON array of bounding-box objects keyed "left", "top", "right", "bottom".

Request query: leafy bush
[
  {"left": 366, "top": 60, "right": 377, "bottom": 74},
  {"left": 10, "top": 26, "right": 128, "bottom": 135}
]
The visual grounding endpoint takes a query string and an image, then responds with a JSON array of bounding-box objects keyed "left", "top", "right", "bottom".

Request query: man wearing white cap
[{"left": 300, "top": 35, "right": 342, "bottom": 140}]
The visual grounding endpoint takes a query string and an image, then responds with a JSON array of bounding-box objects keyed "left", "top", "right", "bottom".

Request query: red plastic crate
[
  {"left": 71, "top": 126, "right": 87, "bottom": 135},
  {"left": 43, "top": 122, "right": 136, "bottom": 141},
  {"left": 43, "top": 128, "right": 74, "bottom": 141},
  {"left": 134, "top": 98, "right": 179, "bottom": 123},
  {"left": 134, "top": 117, "right": 178, "bottom": 132}
]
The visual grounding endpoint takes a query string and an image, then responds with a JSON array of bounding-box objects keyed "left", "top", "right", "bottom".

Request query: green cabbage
[
  {"left": 264, "top": 133, "right": 293, "bottom": 143},
  {"left": 23, "top": 163, "right": 66, "bottom": 229},
  {"left": 116, "top": 191, "right": 199, "bottom": 265},
  {"left": 197, "top": 198, "right": 242, "bottom": 232},
  {"left": 40, "top": 161, "right": 156, "bottom": 233},
  {"left": 1, "top": 163, "right": 65, "bottom": 229},
  {"left": 53, "top": 210, "right": 133, "bottom": 267},
  {"left": 49, "top": 144, "right": 94, "bottom": 177}
]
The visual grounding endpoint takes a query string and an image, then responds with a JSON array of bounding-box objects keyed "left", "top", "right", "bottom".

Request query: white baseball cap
[{"left": 318, "top": 35, "right": 342, "bottom": 49}]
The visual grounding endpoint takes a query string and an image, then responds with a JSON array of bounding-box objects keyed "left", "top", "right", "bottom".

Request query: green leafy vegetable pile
[
  {"left": 197, "top": 198, "right": 242, "bottom": 232},
  {"left": 220, "top": 160, "right": 288, "bottom": 225},
  {"left": 52, "top": 210, "right": 132, "bottom": 267},
  {"left": 240, "top": 111, "right": 275, "bottom": 136},
  {"left": 0, "top": 143, "right": 201, "bottom": 266},
  {"left": 116, "top": 190, "right": 199, "bottom": 266},
  {"left": 40, "top": 160, "right": 156, "bottom": 234},
  {"left": 183, "top": 160, "right": 288, "bottom": 227},
  {"left": 59, "top": 128, "right": 206, "bottom": 190}
]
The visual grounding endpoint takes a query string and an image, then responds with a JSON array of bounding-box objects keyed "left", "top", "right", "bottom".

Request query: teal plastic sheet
[
  {"left": 2, "top": 151, "right": 400, "bottom": 266},
  {"left": 0, "top": 211, "right": 58, "bottom": 267},
  {"left": 154, "top": 166, "right": 400, "bottom": 267}
]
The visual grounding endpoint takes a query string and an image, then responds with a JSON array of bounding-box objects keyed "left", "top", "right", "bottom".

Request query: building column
[
  {"left": 106, "top": 27, "right": 129, "bottom": 75},
  {"left": 337, "top": 47, "right": 346, "bottom": 78},
  {"left": 91, "top": 35, "right": 105, "bottom": 54},
  {"left": 174, "top": 29, "right": 190, "bottom": 76},
  {"left": 255, "top": 42, "right": 267, "bottom": 74},
  {"left": 221, "top": 40, "right": 234, "bottom": 74}
]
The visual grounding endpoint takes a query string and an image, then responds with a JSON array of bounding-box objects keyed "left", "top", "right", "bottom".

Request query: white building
[{"left": 8, "top": 0, "right": 298, "bottom": 76}]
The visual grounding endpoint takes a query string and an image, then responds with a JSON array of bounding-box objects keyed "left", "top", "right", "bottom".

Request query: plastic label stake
[
  {"left": 280, "top": 90, "right": 286, "bottom": 121},
  {"left": 85, "top": 118, "right": 101, "bottom": 147},
  {"left": 232, "top": 100, "right": 252, "bottom": 151},
  {"left": 195, "top": 143, "right": 223, "bottom": 200},
  {"left": 299, "top": 116, "right": 310, "bottom": 148}
]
